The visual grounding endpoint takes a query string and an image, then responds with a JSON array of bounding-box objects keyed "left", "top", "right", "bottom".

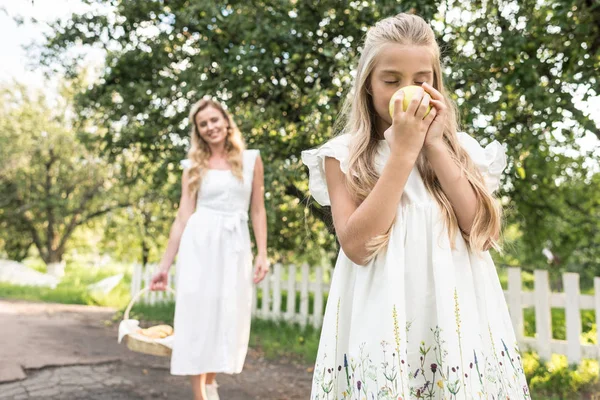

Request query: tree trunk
[
  {"left": 140, "top": 209, "right": 151, "bottom": 267},
  {"left": 142, "top": 240, "right": 149, "bottom": 268},
  {"left": 45, "top": 249, "right": 65, "bottom": 277}
]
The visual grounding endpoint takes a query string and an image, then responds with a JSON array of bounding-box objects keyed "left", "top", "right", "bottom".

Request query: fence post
[
  {"left": 313, "top": 266, "right": 324, "bottom": 328},
  {"left": 168, "top": 268, "right": 176, "bottom": 302},
  {"left": 564, "top": 272, "right": 582, "bottom": 363},
  {"left": 594, "top": 277, "right": 600, "bottom": 362},
  {"left": 130, "top": 263, "right": 142, "bottom": 298},
  {"left": 272, "top": 263, "right": 282, "bottom": 320},
  {"left": 299, "top": 263, "right": 310, "bottom": 328},
  {"left": 507, "top": 267, "right": 524, "bottom": 342},
  {"left": 142, "top": 266, "right": 151, "bottom": 305},
  {"left": 260, "top": 269, "right": 271, "bottom": 320},
  {"left": 534, "top": 270, "right": 552, "bottom": 359},
  {"left": 252, "top": 283, "right": 258, "bottom": 317},
  {"left": 286, "top": 264, "right": 297, "bottom": 322}
]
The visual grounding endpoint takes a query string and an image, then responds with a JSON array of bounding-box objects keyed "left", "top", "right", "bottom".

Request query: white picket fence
[
  {"left": 131, "top": 264, "right": 600, "bottom": 364},
  {"left": 130, "top": 262, "right": 328, "bottom": 328},
  {"left": 505, "top": 268, "right": 599, "bottom": 364}
]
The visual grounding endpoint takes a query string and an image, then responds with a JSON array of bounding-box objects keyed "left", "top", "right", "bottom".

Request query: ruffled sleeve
[
  {"left": 180, "top": 159, "right": 191, "bottom": 169},
  {"left": 457, "top": 131, "right": 507, "bottom": 193},
  {"left": 300, "top": 134, "right": 351, "bottom": 206}
]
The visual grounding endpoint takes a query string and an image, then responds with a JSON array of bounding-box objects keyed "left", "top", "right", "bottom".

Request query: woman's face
[{"left": 194, "top": 105, "right": 230, "bottom": 146}]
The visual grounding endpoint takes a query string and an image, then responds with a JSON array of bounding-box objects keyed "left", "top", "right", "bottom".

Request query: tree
[
  {"left": 98, "top": 163, "right": 178, "bottom": 267},
  {"left": 436, "top": 0, "right": 600, "bottom": 270},
  {"left": 0, "top": 82, "right": 129, "bottom": 268},
  {"left": 36, "top": 0, "right": 438, "bottom": 265},
  {"left": 0, "top": 218, "right": 34, "bottom": 262},
  {"left": 35, "top": 0, "right": 599, "bottom": 269}
]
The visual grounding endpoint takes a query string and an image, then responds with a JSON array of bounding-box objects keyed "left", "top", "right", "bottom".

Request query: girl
[
  {"left": 302, "top": 13, "right": 529, "bottom": 399},
  {"left": 150, "top": 98, "right": 269, "bottom": 400}
]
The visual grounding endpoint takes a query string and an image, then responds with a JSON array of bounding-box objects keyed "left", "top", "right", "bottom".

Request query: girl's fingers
[
  {"left": 424, "top": 105, "right": 438, "bottom": 124},
  {"left": 392, "top": 91, "right": 405, "bottom": 119},
  {"left": 429, "top": 98, "right": 447, "bottom": 114},
  {"left": 416, "top": 94, "right": 431, "bottom": 119},
  {"left": 405, "top": 88, "right": 425, "bottom": 116},
  {"left": 422, "top": 82, "right": 444, "bottom": 101}
]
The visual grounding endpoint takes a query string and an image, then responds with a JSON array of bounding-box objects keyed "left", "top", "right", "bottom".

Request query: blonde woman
[
  {"left": 150, "top": 98, "right": 269, "bottom": 400},
  {"left": 302, "top": 13, "right": 529, "bottom": 399}
]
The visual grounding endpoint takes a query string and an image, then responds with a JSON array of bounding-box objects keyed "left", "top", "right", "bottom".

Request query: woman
[{"left": 150, "top": 97, "right": 269, "bottom": 400}]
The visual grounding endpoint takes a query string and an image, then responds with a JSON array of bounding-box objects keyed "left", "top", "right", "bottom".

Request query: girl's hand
[
  {"left": 150, "top": 268, "right": 169, "bottom": 291},
  {"left": 421, "top": 82, "right": 448, "bottom": 149},
  {"left": 253, "top": 253, "right": 270, "bottom": 284},
  {"left": 385, "top": 87, "right": 438, "bottom": 158}
]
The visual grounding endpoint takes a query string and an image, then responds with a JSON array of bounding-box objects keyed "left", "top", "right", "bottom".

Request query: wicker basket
[{"left": 122, "top": 286, "right": 175, "bottom": 357}]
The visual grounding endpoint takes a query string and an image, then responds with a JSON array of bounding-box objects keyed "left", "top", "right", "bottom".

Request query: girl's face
[
  {"left": 195, "top": 105, "right": 230, "bottom": 146},
  {"left": 369, "top": 43, "right": 435, "bottom": 129}
]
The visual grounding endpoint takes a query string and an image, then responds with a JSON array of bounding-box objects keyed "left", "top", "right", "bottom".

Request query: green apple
[{"left": 388, "top": 85, "right": 432, "bottom": 118}]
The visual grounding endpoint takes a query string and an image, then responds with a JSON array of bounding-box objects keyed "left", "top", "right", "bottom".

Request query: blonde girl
[{"left": 302, "top": 13, "right": 529, "bottom": 399}]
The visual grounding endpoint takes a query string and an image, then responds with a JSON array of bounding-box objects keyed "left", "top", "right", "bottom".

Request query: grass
[
  {"left": 249, "top": 318, "right": 320, "bottom": 363},
  {"left": 0, "top": 261, "right": 131, "bottom": 308}
]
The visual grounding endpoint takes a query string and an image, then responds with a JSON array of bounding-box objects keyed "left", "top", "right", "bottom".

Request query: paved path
[{"left": 0, "top": 299, "right": 312, "bottom": 399}]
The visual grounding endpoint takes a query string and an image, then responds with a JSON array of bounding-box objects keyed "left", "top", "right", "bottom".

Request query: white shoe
[{"left": 206, "top": 382, "right": 220, "bottom": 400}]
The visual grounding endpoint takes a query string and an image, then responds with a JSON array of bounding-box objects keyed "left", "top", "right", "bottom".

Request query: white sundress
[
  {"left": 170, "top": 149, "right": 259, "bottom": 376},
  {"left": 301, "top": 133, "right": 530, "bottom": 399}
]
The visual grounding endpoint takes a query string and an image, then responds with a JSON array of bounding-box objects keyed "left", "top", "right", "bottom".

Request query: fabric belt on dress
[{"left": 197, "top": 206, "right": 248, "bottom": 252}]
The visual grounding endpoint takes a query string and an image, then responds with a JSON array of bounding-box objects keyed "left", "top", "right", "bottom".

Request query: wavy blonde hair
[
  {"left": 338, "top": 13, "right": 502, "bottom": 262},
  {"left": 187, "top": 98, "right": 245, "bottom": 197}
]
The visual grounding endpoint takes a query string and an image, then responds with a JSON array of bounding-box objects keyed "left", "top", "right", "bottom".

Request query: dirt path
[{"left": 0, "top": 299, "right": 312, "bottom": 399}]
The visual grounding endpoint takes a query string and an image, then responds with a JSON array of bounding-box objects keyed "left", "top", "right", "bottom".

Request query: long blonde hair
[
  {"left": 187, "top": 98, "right": 245, "bottom": 197},
  {"left": 339, "top": 13, "right": 502, "bottom": 261}
]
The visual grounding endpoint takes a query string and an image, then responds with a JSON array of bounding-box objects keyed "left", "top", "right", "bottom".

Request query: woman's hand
[
  {"left": 421, "top": 82, "right": 448, "bottom": 150},
  {"left": 150, "top": 268, "right": 169, "bottom": 291},
  {"left": 253, "top": 253, "right": 270, "bottom": 284}
]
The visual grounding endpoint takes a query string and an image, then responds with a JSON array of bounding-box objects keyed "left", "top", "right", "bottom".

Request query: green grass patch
[
  {"left": 0, "top": 262, "right": 131, "bottom": 308},
  {"left": 249, "top": 318, "right": 320, "bottom": 364}
]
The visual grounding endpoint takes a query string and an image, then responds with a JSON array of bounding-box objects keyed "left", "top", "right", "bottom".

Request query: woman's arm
[
  {"left": 250, "top": 154, "right": 269, "bottom": 283},
  {"left": 157, "top": 168, "right": 197, "bottom": 272}
]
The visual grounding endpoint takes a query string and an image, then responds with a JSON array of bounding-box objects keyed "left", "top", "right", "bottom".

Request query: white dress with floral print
[{"left": 301, "top": 133, "right": 530, "bottom": 400}]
